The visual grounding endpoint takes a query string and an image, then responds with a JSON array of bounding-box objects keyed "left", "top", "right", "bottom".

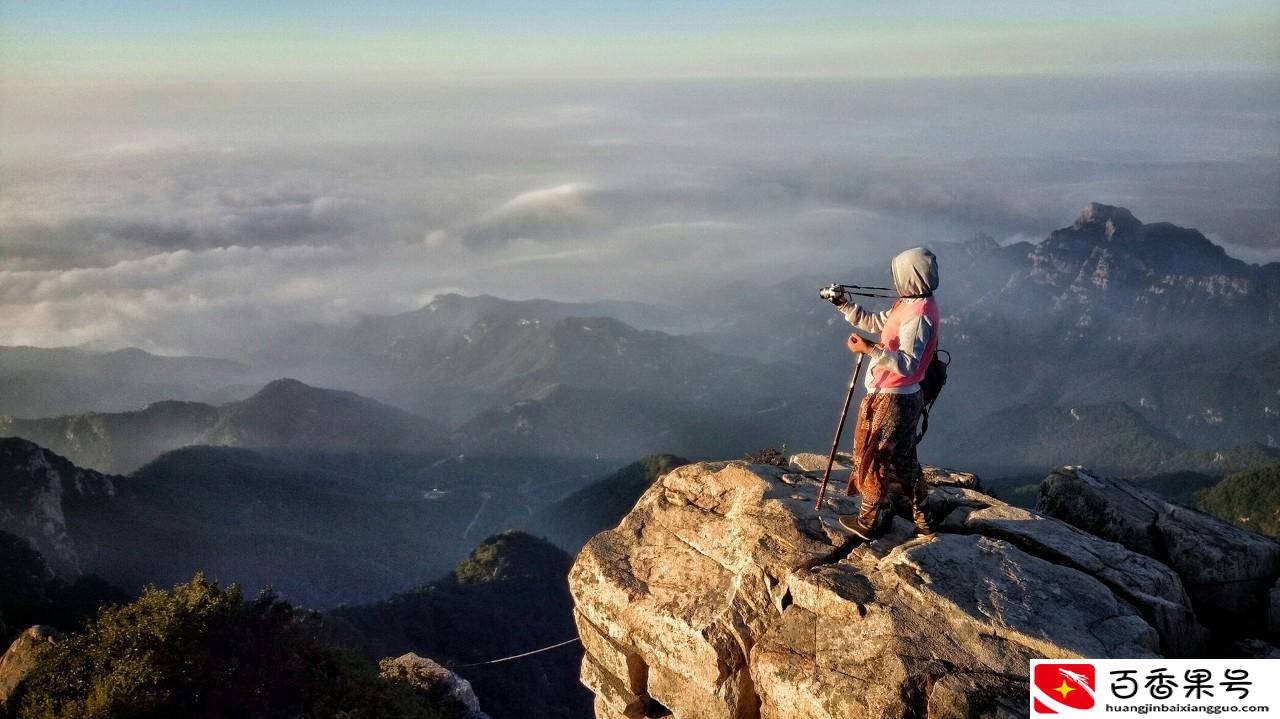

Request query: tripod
[{"left": 814, "top": 353, "right": 867, "bottom": 511}]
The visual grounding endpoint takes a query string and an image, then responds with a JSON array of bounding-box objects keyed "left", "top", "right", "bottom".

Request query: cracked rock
[
  {"left": 571, "top": 461, "right": 1202, "bottom": 719},
  {"left": 1038, "top": 467, "right": 1280, "bottom": 633}
]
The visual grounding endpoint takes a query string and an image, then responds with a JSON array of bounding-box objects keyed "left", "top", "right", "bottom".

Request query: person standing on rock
[{"left": 828, "top": 247, "right": 940, "bottom": 541}]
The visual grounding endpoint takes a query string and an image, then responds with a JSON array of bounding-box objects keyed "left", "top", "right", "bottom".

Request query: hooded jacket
[{"left": 837, "top": 247, "right": 940, "bottom": 394}]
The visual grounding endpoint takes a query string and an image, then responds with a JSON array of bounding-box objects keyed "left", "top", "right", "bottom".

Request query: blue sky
[{"left": 3, "top": 0, "right": 1278, "bottom": 83}]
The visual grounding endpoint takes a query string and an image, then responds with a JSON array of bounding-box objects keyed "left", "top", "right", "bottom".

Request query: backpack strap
[{"left": 916, "top": 349, "right": 950, "bottom": 444}]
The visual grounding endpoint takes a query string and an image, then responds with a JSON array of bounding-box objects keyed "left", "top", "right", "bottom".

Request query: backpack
[{"left": 917, "top": 349, "right": 950, "bottom": 443}]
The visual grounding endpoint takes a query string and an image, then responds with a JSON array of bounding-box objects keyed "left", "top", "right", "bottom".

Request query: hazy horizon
[{"left": 6, "top": 1, "right": 1277, "bottom": 84}]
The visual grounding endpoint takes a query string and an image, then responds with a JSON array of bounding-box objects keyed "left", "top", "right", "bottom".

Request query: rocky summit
[
  {"left": 566, "top": 459, "right": 1264, "bottom": 719},
  {"left": 1038, "top": 467, "right": 1280, "bottom": 634}
]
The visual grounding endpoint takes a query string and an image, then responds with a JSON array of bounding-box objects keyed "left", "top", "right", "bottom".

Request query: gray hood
[{"left": 891, "top": 247, "right": 939, "bottom": 297}]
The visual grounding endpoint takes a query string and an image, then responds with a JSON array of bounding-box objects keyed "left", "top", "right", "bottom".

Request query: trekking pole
[{"left": 815, "top": 353, "right": 866, "bottom": 511}]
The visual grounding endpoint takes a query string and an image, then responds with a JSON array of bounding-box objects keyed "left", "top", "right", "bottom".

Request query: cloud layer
[{"left": 1, "top": 76, "right": 1276, "bottom": 356}]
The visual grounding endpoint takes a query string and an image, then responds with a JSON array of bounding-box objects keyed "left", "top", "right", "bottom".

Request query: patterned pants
[{"left": 846, "top": 391, "right": 929, "bottom": 528}]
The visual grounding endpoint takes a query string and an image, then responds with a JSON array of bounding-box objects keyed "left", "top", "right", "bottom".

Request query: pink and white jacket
[{"left": 837, "top": 247, "right": 940, "bottom": 395}]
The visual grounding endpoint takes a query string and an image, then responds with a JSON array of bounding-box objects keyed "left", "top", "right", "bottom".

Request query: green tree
[
  {"left": 15, "top": 575, "right": 441, "bottom": 719},
  {"left": 1197, "top": 462, "right": 1280, "bottom": 537}
]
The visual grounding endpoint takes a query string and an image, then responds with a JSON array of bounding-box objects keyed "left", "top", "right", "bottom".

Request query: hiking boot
[
  {"left": 913, "top": 500, "right": 935, "bottom": 538},
  {"left": 838, "top": 514, "right": 880, "bottom": 541}
]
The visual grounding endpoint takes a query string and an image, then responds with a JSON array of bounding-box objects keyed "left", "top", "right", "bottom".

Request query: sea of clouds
[{"left": 1, "top": 75, "right": 1276, "bottom": 356}]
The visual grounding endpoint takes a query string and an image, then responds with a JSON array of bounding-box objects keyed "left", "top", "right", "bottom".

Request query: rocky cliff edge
[{"left": 568, "top": 459, "right": 1276, "bottom": 719}]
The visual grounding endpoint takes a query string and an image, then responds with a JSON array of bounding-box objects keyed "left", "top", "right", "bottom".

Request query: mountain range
[
  {"left": 937, "top": 203, "right": 1279, "bottom": 450},
  {"left": 688, "top": 202, "right": 1280, "bottom": 466},
  {"left": 239, "top": 294, "right": 713, "bottom": 425},
  {"left": 1, "top": 203, "right": 1275, "bottom": 533},
  {"left": 0, "top": 437, "right": 606, "bottom": 606},
  {"left": 0, "top": 345, "right": 257, "bottom": 419},
  {"left": 0, "top": 378, "right": 449, "bottom": 474}
]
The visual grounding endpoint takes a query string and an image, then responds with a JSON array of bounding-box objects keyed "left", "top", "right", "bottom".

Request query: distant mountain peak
[
  {"left": 452, "top": 530, "right": 570, "bottom": 585},
  {"left": 1074, "top": 202, "right": 1142, "bottom": 239},
  {"left": 424, "top": 292, "right": 473, "bottom": 308},
  {"left": 205, "top": 377, "right": 449, "bottom": 455},
  {"left": 255, "top": 377, "right": 313, "bottom": 395},
  {"left": 1028, "top": 201, "right": 1251, "bottom": 285},
  {"left": 245, "top": 377, "right": 380, "bottom": 408},
  {"left": 962, "top": 232, "right": 1000, "bottom": 255},
  {"left": 1, "top": 436, "right": 47, "bottom": 457}
]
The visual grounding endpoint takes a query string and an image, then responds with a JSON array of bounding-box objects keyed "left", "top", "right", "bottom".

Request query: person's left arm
[{"left": 848, "top": 314, "right": 934, "bottom": 377}]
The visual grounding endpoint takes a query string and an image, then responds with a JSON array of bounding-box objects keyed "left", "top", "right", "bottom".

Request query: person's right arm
[{"left": 837, "top": 302, "right": 890, "bottom": 333}]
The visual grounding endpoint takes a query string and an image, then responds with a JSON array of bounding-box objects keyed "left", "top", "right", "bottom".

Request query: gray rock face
[
  {"left": 1234, "top": 638, "right": 1280, "bottom": 659},
  {"left": 1038, "top": 467, "right": 1280, "bottom": 633},
  {"left": 0, "top": 438, "right": 116, "bottom": 576},
  {"left": 0, "top": 625, "right": 58, "bottom": 713},
  {"left": 379, "top": 652, "right": 490, "bottom": 719},
  {"left": 570, "top": 461, "right": 1203, "bottom": 719}
]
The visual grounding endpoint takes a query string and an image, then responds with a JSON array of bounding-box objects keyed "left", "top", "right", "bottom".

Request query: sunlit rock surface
[
  {"left": 379, "top": 652, "right": 491, "bottom": 719},
  {"left": 0, "top": 625, "right": 58, "bottom": 713},
  {"left": 570, "top": 461, "right": 1205, "bottom": 719}
]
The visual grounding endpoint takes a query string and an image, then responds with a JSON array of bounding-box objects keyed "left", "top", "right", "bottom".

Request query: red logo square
[{"left": 1033, "top": 663, "right": 1096, "bottom": 713}]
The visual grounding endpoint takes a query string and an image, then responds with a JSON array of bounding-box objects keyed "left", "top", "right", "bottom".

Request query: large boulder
[
  {"left": 570, "top": 461, "right": 1204, "bottom": 719},
  {"left": 378, "top": 652, "right": 490, "bottom": 719},
  {"left": 937, "top": 486, "right": 1205, "bottom": 657},
  {"left": 1038, "top": 467, "right": 1280, "bottom": 633},
  {"left": 0, "top": 625, "right": 58, "bottom": 714}
]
